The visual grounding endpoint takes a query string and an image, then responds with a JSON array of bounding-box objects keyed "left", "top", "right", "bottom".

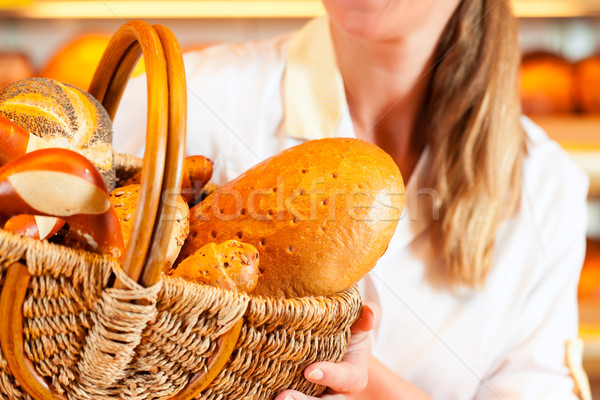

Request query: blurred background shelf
[
  {"left": 531, "top": 116, "right": 600, "bottom": 198},
  {"left": 579, "top": 297, "right": 600, "bottom": 379},
  {"left": 0, "top": 1, "right": 327, "bottom": 19},
  {"left": 0, "top": 0, "right": 599, "bottom": 19}
]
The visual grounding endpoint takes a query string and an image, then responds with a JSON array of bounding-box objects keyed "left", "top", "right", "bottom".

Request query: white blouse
[{"left": 114, "top": 16, "right": 589, "bottom": 400}]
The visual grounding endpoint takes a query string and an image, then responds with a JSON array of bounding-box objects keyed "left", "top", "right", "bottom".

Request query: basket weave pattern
[
  {"left": 0, "top": 231, "right": 361, "bottom": 399},
  {"left": 202, "top": 288, "right": 361, "bottom": 400},
  {"left": 0, "top": 21, "right": 362, "bottom": 400}
]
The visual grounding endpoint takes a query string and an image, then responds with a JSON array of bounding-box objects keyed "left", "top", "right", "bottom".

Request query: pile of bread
[
  {"left": 521, "top": 52, "right": 600, "bottom": 115},
  {"left": 0, "top": 77, "right": 404, "bottom": 298}
]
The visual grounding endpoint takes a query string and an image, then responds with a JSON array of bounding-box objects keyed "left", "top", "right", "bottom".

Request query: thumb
[{"left": 350, "top": 302, "right": 378, "bottom": 337}]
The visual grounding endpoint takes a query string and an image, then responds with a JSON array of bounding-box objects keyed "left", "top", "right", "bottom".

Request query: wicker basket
[{"left": 0, "top": 21, "right": 362, "bottom": 400}]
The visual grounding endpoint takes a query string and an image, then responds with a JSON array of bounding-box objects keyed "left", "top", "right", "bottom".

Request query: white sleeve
[
  {"left": 112, "top": 73, "right": 148, "bottom": 156},
  {"left": 474, "top": 167, "right": 589, "bottom": 399},
  {"left": 111, "top": 43, "right": 278, "bottom": 185},
  {"left": 111, "top": 50, "right": 233, "bottom": 161}
]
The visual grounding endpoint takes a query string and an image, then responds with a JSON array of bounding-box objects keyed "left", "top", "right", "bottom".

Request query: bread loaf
[
  {"left": 172, "top": 240, "right": 260, "bottom": 293},
  {"left": 0, "top": 77, "right": 116, "bottom": 190},
  {"left": 180, "top": 138, "right": 404, "bottom": 298}
]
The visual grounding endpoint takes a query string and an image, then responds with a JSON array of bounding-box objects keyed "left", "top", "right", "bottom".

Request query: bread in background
[
  {"left": 520, "top": 51, "right": 576, "bottom": 115},
  {"left": 579, "top": 238, "right": 600, "bottom": 298},
  {"left": 40, "top": 33, "right": 145, "bottom": 91},
  {"left": 574, "top": 55, "right": 600, "bottom": 114},
  {"left": 0, "top": 52, "right": 34, "bottom": 90}
]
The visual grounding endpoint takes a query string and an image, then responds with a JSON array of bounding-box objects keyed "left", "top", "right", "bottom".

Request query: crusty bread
[
  {"left": 172, "top": 240, "right": 260, "bottom": 293},
  {"left": 0, "top": 77, "right": 116, "bottom": 190},
  {"left": 110, "top": 184, "right": 189, "bottom": 269},
  {"left": 180, "top": 138, "right": 404, "bottom": 298}
]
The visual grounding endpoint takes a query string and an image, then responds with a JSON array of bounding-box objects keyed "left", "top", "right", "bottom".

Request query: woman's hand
[{"left": 275, "top": 302, "right": 378, "bottom": 400}]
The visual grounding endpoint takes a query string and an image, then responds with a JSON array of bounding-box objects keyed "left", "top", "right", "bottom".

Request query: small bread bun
[
  {"left": 0, "top": 77, "right": 116, "bottom": 190},
  {"left": 117, "top": 155, "right": 213, "bottom": 205},
  {"left": 171, "top": 240, "right": 260, "bottom": 293},
  {"left": 180, "top": 138, "right": 404, "bottom": 298},
  {"left": 110, "top": 184, "right": 189, "bottom": 269},
  {"left": 574, "top": 55, "right": 600, "bottom": 114},
  {"left": 520, "top": 52, "right": 576, "bottom": 115}
]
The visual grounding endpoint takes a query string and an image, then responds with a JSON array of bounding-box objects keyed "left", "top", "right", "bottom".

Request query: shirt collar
[
  {"left": 284, "top": 15, "right": 347, "bottom": 140},
  {"left": 285, "top": 16, "right": 432, "bottom": 251}
]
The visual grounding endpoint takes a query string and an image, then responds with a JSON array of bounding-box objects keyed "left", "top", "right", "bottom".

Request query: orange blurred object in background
[
  {"left": 520, "top": 51, "right": 577, "bottom": 115},
  {"left": 40, "top": 33, "right": 145, "bottom": 91},
  {"left": 0, "top": 52, "right": 34, "bottom": 90},
  {"left": 574, "top": 55, "right": 600, "bottom": 114},
  {"left": 579, "top": 238, "right": 600, "bottom": 299}
]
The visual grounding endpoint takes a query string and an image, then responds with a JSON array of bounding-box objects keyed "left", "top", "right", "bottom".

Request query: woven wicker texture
[
  {"left": 202, "top": 288, "right": 361, "bottom": 400},
  {"left": 0, "top": 21, "right": 362, "bottom": 400},
  {"left": 0, "top": 230, "right": 361, "bottom": 399}
]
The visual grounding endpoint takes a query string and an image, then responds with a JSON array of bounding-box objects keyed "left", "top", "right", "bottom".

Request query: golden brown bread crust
[
  {"left": 171, "top": 240, "right": 260, "bottom": 293},
  {"left": 180, "top": 138, "right": 404, "bottom": 298},
  {"left": 0, "top": 77, "right": 115, "bottom": 190},
  {"left": 117, "top": 155, "right": 213, "bottom": 206},
  {"left": 110, "top": 184, "right": 189, "bottom": 269}
]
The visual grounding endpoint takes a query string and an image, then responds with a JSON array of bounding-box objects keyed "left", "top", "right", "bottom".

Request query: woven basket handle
[
  {"left": 0, "top": 22, "right": 242, "bottom": 400},
  {"left": 88, "top": 21, "right": 185, "bottom": 288}
]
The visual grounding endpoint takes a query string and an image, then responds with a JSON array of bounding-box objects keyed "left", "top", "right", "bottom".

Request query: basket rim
[{"left": 0, "top": 228, "right": 361, "bottom": 303}]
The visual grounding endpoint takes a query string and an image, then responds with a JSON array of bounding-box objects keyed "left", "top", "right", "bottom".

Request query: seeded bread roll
[
  {"left": 180, "top": 138, "right": 404, "bottom": 298},
  {"left": 171, "top": 240, "right": 260, "bottom": 293},
  {"left": 0, "top": 77, "right": 116, "bottom": 190}
]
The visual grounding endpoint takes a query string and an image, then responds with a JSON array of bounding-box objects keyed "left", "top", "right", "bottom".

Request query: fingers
[
  {"left": 274, "top": 389, "right": 311, "bottom": 400},
  {"left": 274, "top": 303, "right": 378, "bottom": 400},
  {"left": 304, "top": 361, "right": 368, "bottom": 394},
  {"left": 274, "top": 389, "right": 345, "bottom": 400},
  {"left": 351, "top": 302, "right": 378, "bottom": 335}
]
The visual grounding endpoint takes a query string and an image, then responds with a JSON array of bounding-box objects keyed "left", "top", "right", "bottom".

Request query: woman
[{"left": 114, "top": 0, "right": 589, "bottom": 398}]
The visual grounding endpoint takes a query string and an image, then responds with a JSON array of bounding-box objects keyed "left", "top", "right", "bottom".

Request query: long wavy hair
[{"left": 420, "top": 0, "right": 525, "bottom": 286}]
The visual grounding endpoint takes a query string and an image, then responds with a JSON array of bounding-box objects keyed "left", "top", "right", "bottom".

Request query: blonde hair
[{"left": 421, "top": 0, "right": 525, "bottom": 286}]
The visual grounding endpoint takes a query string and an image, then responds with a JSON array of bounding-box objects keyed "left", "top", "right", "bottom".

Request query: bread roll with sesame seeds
[
  {"left": 179, "top": 138, "right": 404, "bottom": 298},
  {"left": 0, "top": 77, "right": 116, "bottom": 190}
]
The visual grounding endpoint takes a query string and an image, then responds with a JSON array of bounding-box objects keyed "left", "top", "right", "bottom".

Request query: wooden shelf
[
  {"left": 0, "top": 0, "right": 599, "bottom": 19},
  {"left": 0, "top": 1, "right": 323, "bottom": 19},
  {"left": 531, "top": 115, "right": 600, "bottom": 198},
  {"left": 514, "top": 0, "right": 600, "bottom": 17}
]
